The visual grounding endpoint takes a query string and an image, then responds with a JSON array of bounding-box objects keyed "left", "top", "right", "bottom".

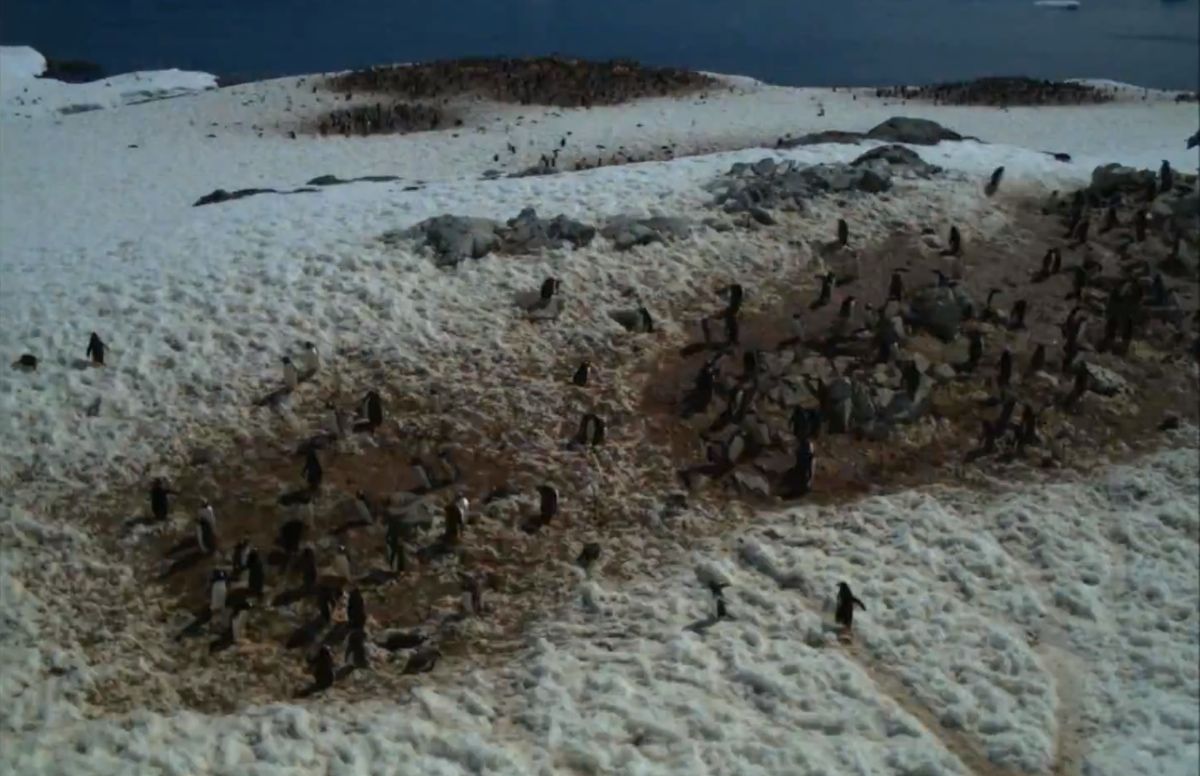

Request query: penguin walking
[
  {"left": 572, "top": 361, "right": 591, "bottom": 386},
  {"left": 810, "top": 272, "right": 835, "bottom": 310},
  {"left": 196, "top": 501, "right": 218, "bottom": 555},
  {"left": 835, "top": 582, "right": 866, "bottom": 632},
  {"left": 984, "top": 166, "right": 1004, "bottom": 196},
  {"left": 708, "top": 580, "right": 730, "bottom": 620},
  {"left": 150, "top": 478, "right": 175, "bottom": 522},
  {"left": 356, "top": 390, "right": 383, "bottom": 432},
  {"left": 573, "top": 413, "right": 606, "bottom": 447},
  {"left": 836, "top": 218, "right": 849, "bottom": 247},
  {"left": 208, "top": 569, "right": 228, "bottom": 633},
  {"left": 522, "top": 484, "right": 559, "bottom": 533},
  {"left": 302, "top": 449, "right": 322, "bottom": 491},
  {"left": 722, "top": 283, "right": 745, "bottom": 317},
  {"left": 86, "top": 332, "right": 106, "bottom": 366}
]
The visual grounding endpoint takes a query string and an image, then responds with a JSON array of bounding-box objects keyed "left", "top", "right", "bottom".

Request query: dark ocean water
[{"left": 2, "top": 0, "right": 1198, "bottom": 90}]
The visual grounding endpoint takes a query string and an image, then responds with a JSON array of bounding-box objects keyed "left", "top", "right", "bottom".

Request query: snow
[
  {"left": 1, "top": 45, "right": 1198, "bottom": 776},
  {"left": 0, "top": 45, "right": 215, "bottom": 119}
]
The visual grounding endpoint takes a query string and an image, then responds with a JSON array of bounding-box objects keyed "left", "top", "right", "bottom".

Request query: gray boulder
[
  {"left": 402, "top": 215, "right": 501, "bottom": 266},
  {"left": 601, "top": 215, "right": 691, "bottom": 250},
  {"left": 851, "top": 144, "right": 942, "bottom": 177},
  {"left": 503, "top": 208, "right": 596, "bottom": 251},
  {"left": 777, "top": 130, "right": 865, "bottom": 148},
  {"left": 866, "top": 117, "right": 963, "bottom": 145},
  {"left": 1088, "top": 164, "right": 1157, "bottom": 198},
  {"left": 908, "top": 285, "right": 976, "bottom": 341},
  {"left": 1085, "top": 364, "right": 1129, "bottom": 397}
]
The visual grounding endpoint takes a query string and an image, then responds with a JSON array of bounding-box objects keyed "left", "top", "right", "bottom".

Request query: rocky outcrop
[
  {"left": 907, "top": 285, "right": 976, "bottom": 341},
  {"left": 395, "top": 208, "right": 598, "bottom": 266},
  {"left": 600, "top": 215, "right": 691, "bottom": 251},
  {"left": 865, "top": 117, "right": 964, "bottom": 145}
]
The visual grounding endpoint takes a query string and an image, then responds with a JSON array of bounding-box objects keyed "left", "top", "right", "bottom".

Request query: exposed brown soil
[
  {"left": 873, "top": 77, "right": 1115, "bottom": 106},
  {"left": 323, "top": 56, "right": 719, "bottom": 108},
  {"left": 314, "top": 100, "right": 459, "bottom": 137},
  {"left": 84, "top": 182, "right": 1198, "bottom": 715}
]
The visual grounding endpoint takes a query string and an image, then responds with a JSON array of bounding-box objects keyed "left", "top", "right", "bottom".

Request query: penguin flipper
[{"left": 853, "top": 597, "right": 866, "bottom": 610}]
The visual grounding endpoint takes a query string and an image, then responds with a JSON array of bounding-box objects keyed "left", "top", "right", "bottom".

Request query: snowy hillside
[{"left": 1, "top": 46, "right": 1197, "bottom": 776}]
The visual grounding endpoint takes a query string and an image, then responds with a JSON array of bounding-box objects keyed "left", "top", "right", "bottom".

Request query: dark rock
[
  {"left": 41, "top": 58, "right": 105, "bottom": 83},
  {"left": 908, "top": 285, "right": 976, "bottom": 341},
  {"left": 865, "top": 117, "right": 963, "bottom": 145},
  {"left": 399, "top": 215, "right": 501, "bottom": 266},
  {"left": 748, "top": 206, "right": 776, "bottom": 225},
  {"left": 1088, "top": 164, "right": 1156, "bottom": 198},
  {"left": 193, "top": 188, "right": 279, "bottom": 207},
  {"left": 777, "top": 130, "right": 865, "bottom": 148},
  {"left": 851, "top": 144, "right": 941, "bottom": 176},
  {"left": 307, "top": 175, "right": 346, "bottom": 186}
]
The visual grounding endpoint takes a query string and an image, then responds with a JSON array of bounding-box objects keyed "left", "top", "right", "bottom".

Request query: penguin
[
  {"left": 302, "top": 448, "right": 322, "bottom": 490},
  {"left": 888, "top": 271, "right": 903, "bottom": 303},
  {"left": 86, "top": 332, "right": 106, "bottom": 366},
  {"left": 354, "top": 490, "right": 375, "bottom": 526},
  {"left": 811, "top": 272, "right": 835, "bottom": 310},
  {"left": 460, "top": 573, "right": 483, "bottom": 615},
  {"left": 1100, "top": 205, "right": 1118, "bottom": 234},
  {"left": 210, "top": 596, "right": 253, "bottom": 654},
  {"left": 942, "top": 225, "right": 962, "bottom": 257},
  {"left": 298, "top": 341, "right": 320, "bottom": 376},
  {"left": 722, "top": 308, "right": 740, "bottom": 345},
  {"left": 983, "top": 288, "right": 1003, "bottom": 322},
  {"left": 282, "top": 356, "right": 299, "bottom": 390},
  {"left": 835, "top": 582, "right": 866, "bottom": 631},
  {"left": 997, "top": 348, "right": 1013, "bottom": 392},
  {"left": 232, "top": 539, "right": 252, "bottom": 575},
  {"left": 985, "top": 166, "right": 1004, "bottom": 196},
  {"left": 327, "top": 400, "right": 351, "bottom": 439},
  {"left": 1134, "top": 210, "right": 1147, "bottom": 242},
  {"left": 442, "top": 501, "right": 464, "bottom": 545},
  {"left": 1063, "top": 363, "right": 1089, "bottom": 409},
  {"left": 574, "top": 413, "right": 606, "bottom": 447},
  {"left": 830, "top": 296, "right": 857, "bottom": 340},
  {"left": 196, "top": 506, "right": 217, "bottom": 555},
  {"left": 723, "top": 283, "right": 745, "bottom": 317},
  {"left": 1026, "top": 343, "right": 1046, "bottom": 377},
  {"left": 1008, "top": 299, "right": 1028, "bottom": 330},
  {"left": 780, "top": 437, "right": 815, "bottom": 498},
  {"left": 960, "top": 330, "right": 983, "bottom": 374},
  {"left": 308, "top": 645, "right": 335, "bottom": 693},
  {"left": 610, "top": 306, "right": 654, "bottom": 333},
  {"left": 347, "top": 588, "right": 366, "bottom": 631},
  {"left": 538, "top": 484, "right": 559, "bottom": 524},
  {"left": 1017, "top": 404, "right": 1039, "bottom": 450},
  {"left": 297, "top": 545, "right": 319, "bottom": 591},
  {"left": 9, "top": 351, "right": 39, "bottom": 372},
  {"left": 385, "top": 517, "right": 408, "bottom": 572},
  {"left": 286, "top": 587, "right": 333, "bottom": 649},
  {"left": 527, "top": 277, "right": 561, "bottom": 316},
  {"left": 345, "top": 629, "right": 369, "bottom": 670},
  {"left": 150, "top": 478, "right": 173, "bottom": 522},
  {"left": 1160, "top": 159, "right": 1173, "bottom": 194},
  {"left": 209, "top": 569, "right": 228, "bottom": 615},
  {"left": 331, "top": 545, "right": 352, "bottom": 580},
  {"left": 1051, "top": 249, "right": 1062, "bottom": 275},
  {"left": 246, "top": 549, "right": 265, "bottom": 597},
  {"left": 358, "top": 390, "right": 383, "bottom": 431},
  {"left": 996, "top": 397, "right": 1017, "bottom": 435},
  {"left": 401, "top": 646, "right": 441, "bottom": 675},
  {"left": 836, "top": 218, "right": 849, "bottom": 247},
  {"left": 1034, "top": 249, "right": 1055, "bottom": 281},
  {"left": 576, "top": 542, "right": 601, "bottom": 572},
  {"left": 707, "top": 580, "right": 730, "bottom": 619},
  {"left": 572, "top": 361, "right": 591, "bottom": 386}
]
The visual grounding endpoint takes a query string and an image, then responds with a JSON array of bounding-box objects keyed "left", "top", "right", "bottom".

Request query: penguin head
[
  {"left": 211, "top": 569, "right": 228, "bottom": 583},
  {"left": 304, "top": 341, "right": 316, "bottom": 351},
  {"left": 839, "top": 296, "right": 857, "bottom": 317},
  {"left": 282, "top": 356, "right": 293, "bottom": 365}
]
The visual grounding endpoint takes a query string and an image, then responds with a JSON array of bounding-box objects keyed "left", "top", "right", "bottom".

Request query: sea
[{"left": 1, "top": 0, "right": 1197, "bottom": 90}]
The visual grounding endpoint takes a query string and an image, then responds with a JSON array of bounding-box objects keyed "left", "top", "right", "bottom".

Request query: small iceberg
[{"left": 1034, "top": 0, "right": 1080, "bottom": 9}]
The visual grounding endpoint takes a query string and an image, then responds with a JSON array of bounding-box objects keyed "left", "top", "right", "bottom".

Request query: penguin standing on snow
[
  {"left": 86, "top": 332, "right": 106, "bottom": 366},
  {"left": 707, "top": 580, "right": 730, "bottom": 619},
  {"left": 835, "top": 582, "right": 866, "bottom": 631},
  {"left": 526, "top": 277, "right": 562, "bottom": 319},
  {"left": 984, "top": 166, "right": 1004, "bottom": 197}
]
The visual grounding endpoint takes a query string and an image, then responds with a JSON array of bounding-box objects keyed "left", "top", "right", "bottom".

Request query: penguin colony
[
  {"left": 872, "top": 76, "right": 1114, "bottom": 107},
  {"left": 32, "top": 152, "right": 1194, "bottom": 702}
]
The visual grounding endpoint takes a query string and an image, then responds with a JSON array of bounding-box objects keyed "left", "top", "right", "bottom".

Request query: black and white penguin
[
  {"left": 537, "top": 484, "right": 559, "bottom": 524},
  {"left": 780, "top": 437, "right": 815, "bottom": 498},
  {"left": 385, "top": 517, "right": 407, "bottom": 572},
  {"left": 835, "top": 582, "right": 866, "bottom": 631},
  {"left": 723, "top": 283, "right": 745, "bottom": 317},
  {"left": 997, "top": 348, "right": 1013, "bottom": 391},
  {"left": 11, "top": 354, "right": 38, "bottom": 371},
  {"left": 460, "top": 573, "right": 483, "bottom": 615},
  {"left": 985, "top": 166, "right": 1004, "bottom": 196},
  {"left": 298, "top": 341, "right": 320, "bottom": 376},
  {"left": 86, "top": 332, "right": 106, "bottom": 366},
  {"left": 209, "top": 569, "right": 228, "bottom": 615},
  {"left": 358, "top": 390, "right": 383, "bottom": 431},
  {"left": 576, "top": 542, "right": 601, "bottom": 572},
  {"left": 961, "top": 330, "right": 983, "bottom": 374},
  {"left": 347, "top": 588, "right": 366, "bottom": 631},
  {"left": 836, "top": 218, "right": 849, "bottom": 247},
  {"left": 1134, "top": 209, "right": 1148, "bottom": 242},
  {"left": 309, "top": 645, "right": 335, "bottom": 692},
  {"left": 811, "top": 272, "right": 835, "bottom": 310},
  {"left": 707, "top": 580, "right": 730, "bottom": 619},
  {"left": 196, "top": 502, "right": 218, "bottom": 555},
  {"left": 572, "top": 361, "right": 591, "bottom": 386},
  {"left": 888, "top": 271, "right": 904, "bottom": 303},
  {"left": 210, "top": 596, "right": 253, "bottom": 654},
  {"left": 232, "top": 540, "right": 252, "bottom": 575},
  {"left": 331, "top": 544, "right": 352, "bottom": 580},
  {"left": 150, "top": 478, "right": 173, "bottom": 522},
  {"left": 610, "top": 306, "right": 654, "bottom": 333},
  {"left": 574, "top": 413, "right": 606, "bottom": 446},
  {"left": 282, "top": 356, "right": 299, "bottom": 390},
  {"left": 943, "top": 225, "right": 962, "bottom": 257},
  {"left": 302, "top": 448, "right": 322, "bottom": 490},
  {"left": 829, "top": 296, "right": 857, "bottom": 341},
  {"left": 442, "top": 501, "right": 463, "bottom": 545},
  {"left": 526, "top": 277, "right": 561, "bottom": 316},
  {"left": 1160, "top": 159, "right": 1174, "bottom": 193},
  {"left": 346, "top": 629, "right": 369, "bottom": 670},
  {"left": 1008, "top": 299, "right": 1028, "bottom": 330},
  {"left": 246, "top": 548, "right": 265, "bottom": 597}
]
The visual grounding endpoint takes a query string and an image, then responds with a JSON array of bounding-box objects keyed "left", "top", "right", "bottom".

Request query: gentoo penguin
[
  {"left": 298, "top": 342, "right": 320, "bottom": 376},
  {"left": 887, "top": 271, "right": 904, "bottom": 302},
  {"left": 574, "top": 413, "right": 606, "bottom": 446},
  {"left": 1134, "top": 210, "right": 1148, "bottom": 242},
  {"left": 811, "top": 272, "right": 835, "bottom": 310},
  {"left": 707, "top": 580, "right": 730, "bottom": 619},
  {"left": 286, "top": 588, "right": 334, "bottom": 650},
  {"left": 347, "top": 588, "right": 366, "bottom": 631},
  {"left": 780, "top": 437, "right": 815, "bottom": 498},
  {"left": 943, "top": 225, "right": 962, "bottom": 257},
  {"left": 246, "top": 549, "right": 265, "bottom": 597},
  {"left": 302, "top": 448, "right": 322, "bottom": 490},
  {"left": 610, "top": 306, "right": 654, "bottom": 333},
  {"left": 1008, "top": 299, "right": 1028, "bottom": 330},
  {"left": 526, "top": 277, "right": 561, "bottom": 317},
  {"left": 835, "top": 582, "right": 866, "bottom": 631},
  {"left": 346, "top": 629, "right": 369, "bottom": 670},
  {"left": 538, "top": 485, "right": 559, "bottom": 524},
  {"left": 997, "top": 348, "right": 1013, "bottom": 391},
  {"left": 1063, "top": 363, "right": 1089, "bottom": 409},
  {"left": 401, "top": 646, "right": 441, "bottom": 675},
  {"left": 836, "top": 218, "right": 849, "bottom": 247},
  {"left": 1026, "top": 343, "right": 1046, "bottom": 377},
  {"left": 196, "top": 504, "right": 218, "bottom": 555},
  {"left": 572, "top": 361, "right": 591, "bottom": 386},
  {"left": 309, "top": 645, "right": 335, "bottom": 692},
  {"left": 297, "top": 545, "right": 319, "bottom": 591},
  {"left": 829, "top": 296, "right": 857, "bottom": 340},
  {"left": 150, "top": 478, "right": 173, "bottom": 522},
  {"left": 210, "top": 596, "right": 253, "bottom": 654},
  {"left": 576, "top": 542, "right": 601, "bottom": 572},
  {"left": 723, "top": 283, "right": 745, "bottom": 316},
  {"left": 962, "top": 331, "right": 983, "bottom": 374},
  {"left": 332, "top": 545, "right": 352, "bottom": 580},
  {"left": 11, "top": 354, "right": 38, "bottom": 371},
  {"left": 327, "top": 400, "right": 351, "bottom": 438},
  {"left": 209, "top": 569, "right": 228, "bottom": 615},
  {"left": 86, "top": 332, "right": 106, "bottom": 366},
  {"left": 460, "top": 573, "right": 483, "bottom": 615},
  {"left": 1160, "top": 159, "right": 1173, "bottom": 193},
  {"left": 282, "top": 356, "right": 299, "bottom": 390},
  {"left": 358, "top": 390, "right": 383, "bottom": 431},
  {"left": 385, "top": 517, "right": 408, "bottom": 572},
  {"left": 985, "top": 166, "right": 1004, "bottom": 196},
  {"left": 982, "top": 288, "right": 1003, "bottom": 322},
  {"left": 442, "top": 501, "right": 464, "bottom": 544}
]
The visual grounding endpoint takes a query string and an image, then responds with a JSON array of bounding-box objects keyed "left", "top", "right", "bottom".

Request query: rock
[
  {"left": 733, "top": 469, "right": 772, "bottom": 498},
  {"left": 307, "top": 174, "right": 345, "bottom": 186},
  {"left": 1088, "top": 164, "right": 1156, "bottom": 198},
  {"left": 402, "top": 215, "right": 501, "bottom": 266},
  {"left": 908, "top": 286, "right": 975, "bottom": 341},
  {"left": 748, "top": 206, "right": 776, "bottom": 225},
  {"left": 751, "top": 158, "right": 778, "bottom": 176},
  {"left": 601, "top": 215, "right": 690, "bottom": 250},
  {"left": 930, "top": 363, "right": 958, "bottom": 382},
  {"left": 777, "top": 130, "right": 865, "bottom": 148},
  {"left": 1085, "top": 364, "right": 1129, "bottom": 397},
  {"left": 192, "top": 187, "right": 279, "bottom": 207},
  {"left": 503, "top": 208, "right": 596, "bottom": 251},
  {"left": 851, "top": 144, "right": 942, "bottom": 177},
  {"left": 703, "top": 217, "right": 734, "bottom": 233},
  {"left": 865, "top": 117, "right": 963, "bottom": 145}
]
